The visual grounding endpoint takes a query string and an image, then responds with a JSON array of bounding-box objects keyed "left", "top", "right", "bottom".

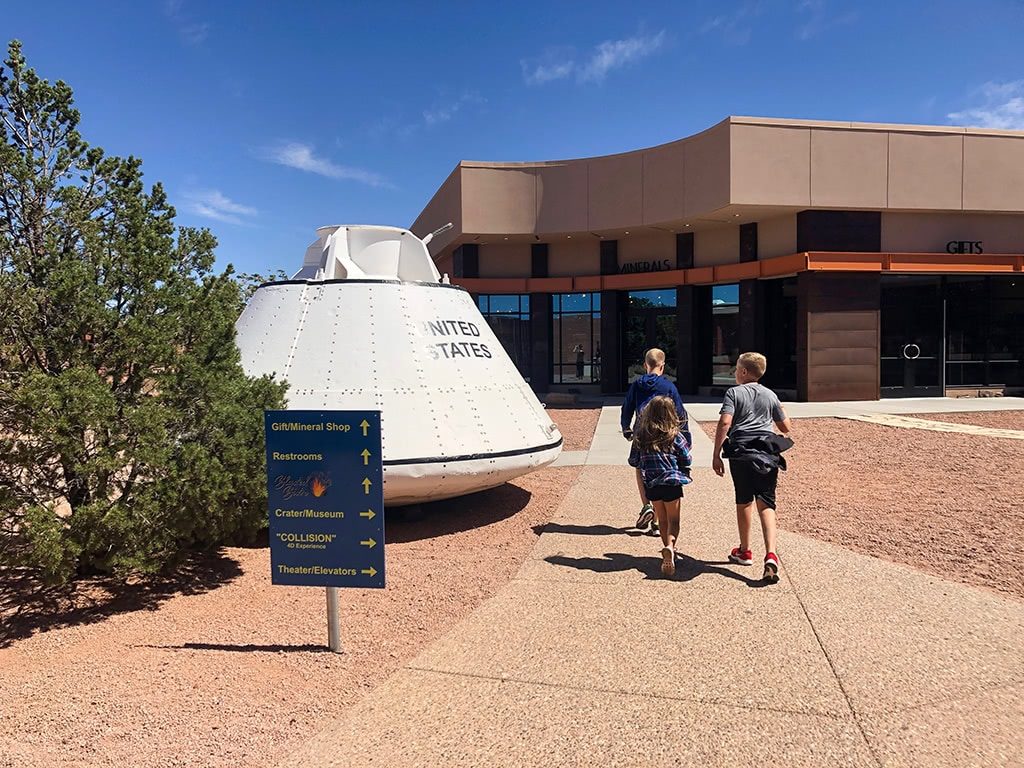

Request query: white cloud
[
  {"left": 522, "top": 58, "right": 575, "bottom": 86},
  {"left": 256, "top": 142, "right": 391, "bottom": 188},
  {"left": 422, "top": 92, "right": 485, "bottom": 126},
  {"left": 948, "top": 80, "right": 1024, "bottom": 130},
  {"left": 521, "top": 32, "right": 667, "bottom": 87},
  {"left": 182, "top": 189, "right": 257, "bottom": 225},
  {"left": 796, "top": 0, "right": 857, "bottom": 41},
  {"left": 578, "top": 31, "right": 666, "bottom": 83},
  {"left": 180, "top": 22, "right": 210, "bottom": 45},
  {"left": 163, "top": 0, "right": 210, "bottom": 46},
  {"left": 701, "top": 1, "right": 762, "bottom": 46}
]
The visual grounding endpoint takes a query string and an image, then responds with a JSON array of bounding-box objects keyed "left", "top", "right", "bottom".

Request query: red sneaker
[
  {"left": 763, "top": 552, "right": 780, "bottom": 584},
  {"left": 728, "top": 547, "right": 753, "bottom": 566}
]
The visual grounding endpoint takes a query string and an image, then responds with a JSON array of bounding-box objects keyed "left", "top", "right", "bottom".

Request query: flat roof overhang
[
  {"left": 451, "top": 252, "right": 1024, "bottom": 294},
  {"left": 412, "top": 116, "right": 1024, "bottom": 262}
]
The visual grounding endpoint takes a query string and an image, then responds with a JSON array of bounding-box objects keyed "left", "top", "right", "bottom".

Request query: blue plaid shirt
[{"left": 628, "top": 434, "right": 693, "bottom": 488}]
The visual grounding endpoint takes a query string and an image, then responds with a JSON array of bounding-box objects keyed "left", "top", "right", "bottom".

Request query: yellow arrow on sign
[
  {"left": 361, "top": 567, "right": 377, "bottom": 578},
  {"left": 362, "top": 478, "right": 371, "bottom": 494},
  {"left": 361, "top": 448, "right": 371, "bottom": 465},
  {"left": 360, "top": 509, "right": 376, "bottom": 520},
  {"left": 360, "top": 537, "right": 377, "bottom": 549},
  {"left": 360, "top": 419, "right": 370, "bottom": 436}
]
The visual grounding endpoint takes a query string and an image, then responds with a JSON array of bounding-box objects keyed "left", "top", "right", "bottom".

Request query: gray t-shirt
[{"left": 721, "top": 383, "right": 785, "bottom": 437}]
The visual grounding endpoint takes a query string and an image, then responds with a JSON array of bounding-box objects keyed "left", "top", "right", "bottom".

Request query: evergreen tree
[{"left": 0, "top": 41, "right": 287, "bottom": 582}]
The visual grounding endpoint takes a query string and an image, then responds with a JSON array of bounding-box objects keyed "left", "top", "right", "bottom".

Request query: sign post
[{"left": 264, "top": 410, "right": 385, "bottom": 652}]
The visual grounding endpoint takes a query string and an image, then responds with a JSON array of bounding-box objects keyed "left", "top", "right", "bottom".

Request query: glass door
[
  {"left": 880, "top": 276, "right": 943, "bottom": 397},
  {"left": 622, "top": 290, "right": 677, "bottom": 387}
]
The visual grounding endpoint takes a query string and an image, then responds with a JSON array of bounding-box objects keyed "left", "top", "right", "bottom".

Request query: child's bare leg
[
  {"left": 736, "top": 502, "right": 754, "bottom": 551},
  {"left": 756, "top": 499, "right": 776, "bottom": 554},
  {"left": 653, "top": 501, "right": 670, "bottom": 547},
  {"left": 635, "top": 469, "right": 649, "bottom": 506},
  {"left": 665, "top": 498, "right": 681, "bottom": 550}
]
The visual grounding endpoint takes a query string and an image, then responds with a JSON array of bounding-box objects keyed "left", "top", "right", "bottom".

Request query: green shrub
[{"left": 0, "top": 41, "right": 287, "bottom": 583}]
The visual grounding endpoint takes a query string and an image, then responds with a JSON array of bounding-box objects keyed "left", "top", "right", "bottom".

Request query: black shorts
[
  {"left": 646, "top": 484, "right": 684, "bottom": 502},
  {"left": 729, "top": 461, "right": 778, "bottom": 508}
]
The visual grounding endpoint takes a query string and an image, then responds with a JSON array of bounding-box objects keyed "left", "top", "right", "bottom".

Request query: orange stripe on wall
[{"left": 450, "top": 252, "right": 1024, "bottom": 293}]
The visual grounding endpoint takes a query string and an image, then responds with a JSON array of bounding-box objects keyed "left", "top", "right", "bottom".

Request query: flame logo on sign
[{"left": 310, "top": 474, "right": 330, "bottom": 497}]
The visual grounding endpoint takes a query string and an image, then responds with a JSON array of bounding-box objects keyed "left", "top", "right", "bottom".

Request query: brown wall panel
[
  {"left": 806, "top": 381, "right": 878, "bottom": 401},
  {"left": 798, "top": 272, "right": 880, "bottom": 401},
  {"left": 808, "top": 329, "right": 878, "bottom": 352},
  {"left": 808, "top": 346, "right": 879, "bottom": 367},
  {"left": 807, "top": 364, "right": 880, "bottom": 385}
]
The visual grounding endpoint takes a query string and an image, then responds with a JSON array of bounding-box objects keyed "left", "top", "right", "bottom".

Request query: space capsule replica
[{"left": 235, "top": 224, "right": 563, "bottom": 505}]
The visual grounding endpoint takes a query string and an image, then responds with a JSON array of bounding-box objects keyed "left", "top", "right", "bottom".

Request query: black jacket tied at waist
[{"left": 722, "top": 433, "right": 795, "bottom": 474}]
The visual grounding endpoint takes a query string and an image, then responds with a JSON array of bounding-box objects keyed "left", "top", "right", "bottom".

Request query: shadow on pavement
[
  {"left": 532, "top": 523, "right": 648, "bottom": 538},
  {"left": 386, "top": 482, "right": 533, "bottom": 544},
  {"left": 544, "top": 552, "right": 769, "bottom": 587},
  {"left": 545, "top": 552, "right": 662, "bottom": 579},
  {"left": 141, "top": 642, "right": 332, "bottom": 654},
  {"left": 0, "top": 550, "right": 244, "bottom": 649},
  {"left": 673, "top": 555, "right": 769, "bottom": 588}
]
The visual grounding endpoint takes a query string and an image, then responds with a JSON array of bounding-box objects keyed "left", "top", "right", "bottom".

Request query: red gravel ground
[
  {"left": 909, "top": 409, "right": 1024, "bottom": 431},
  {"left": 698, "top": 417, "right": 1024, "bottom": 600},
  {"left": 545, "top": 407, "right": 600, "bottom": 451},
  {"left": 0, "top": 462, "right": 581, "bottom": 768}
]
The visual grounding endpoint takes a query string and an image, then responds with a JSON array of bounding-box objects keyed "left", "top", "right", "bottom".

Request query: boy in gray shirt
[{"left": 712, "top": 352, "right": 793, "bottom": 583}]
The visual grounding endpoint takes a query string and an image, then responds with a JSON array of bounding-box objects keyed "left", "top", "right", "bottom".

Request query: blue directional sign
[{"left": 264, "top": 410, "right": 384, "bottom": 588}]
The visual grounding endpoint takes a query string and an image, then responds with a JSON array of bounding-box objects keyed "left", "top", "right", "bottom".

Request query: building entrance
[
  {"left": 881, "top": 276, "right": 943, "bottom": 397},
  {"left": 622, "top": 290, "right": 677, "bottom": 389}
]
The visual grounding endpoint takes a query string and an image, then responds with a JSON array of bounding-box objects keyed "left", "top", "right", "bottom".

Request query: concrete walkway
[
  {"left": 553, "top": 404, "right": 716, "bottom": 468},
  {"left": 279, "top": 466, "right": 1024, "bottom": 767}
]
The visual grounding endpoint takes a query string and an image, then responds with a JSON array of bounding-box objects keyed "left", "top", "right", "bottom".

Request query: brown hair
[
  {"left": 634, "top": 396, "right": 680, "bottom": 453},
  {"left": 737, "top": 352, "right": 767, "bottom": 379}
]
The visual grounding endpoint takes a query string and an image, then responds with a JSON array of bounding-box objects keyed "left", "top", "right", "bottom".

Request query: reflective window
[
  {"left": 552, "top": 293, "right": 601, "bottom": 384},
  {"left": 711, "top": 283, "right": 740, "bottom": 386},
  {"left": 946, "top": 276, "right": 1023, "bottom": 387},
  {"left": 712, "top": 284, "right": 739, "bottom": 306},
  {"left": 477, "top": 294, "right": 531, "bottom": 380},
  {"left": 628, "top": 289, "right": 677, "bottom": 309},
  {"left": 624, "top": 290, "right": 678, "bottom": 384}
]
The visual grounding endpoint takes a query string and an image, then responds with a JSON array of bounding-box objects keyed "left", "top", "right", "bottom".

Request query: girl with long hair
[{"left": 628, "top": 395, "right": 692, "bottom": 577}]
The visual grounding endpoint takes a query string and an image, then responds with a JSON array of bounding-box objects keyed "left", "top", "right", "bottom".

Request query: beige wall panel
[
  {"left": 887, "top": 132, "right": 963, "bottom": 210},
  {"left": 549, "top": 238, "right": 599, "bottom": 277},
  {"left": 412, "top": 168, "right": 463, "bottom": 256},
  {"left": 588, "top": 153, "right": 643, "bottom": 230},
  {"left": 478, "top": 242, "right": 531, "bottom": 278},
  {"left": 536, "top": 163, "right": 589, "bottom": 234},
  {"left": 757, "top": 214, "right": 797, "bottom": 258},
  {"left": 730, "top": 124, "right": 810, "bottom": 207},
  {"left": 694, "top": 226, "right": 739, "bottom": 267},
  {"left": 881, "top": 212, "right": 1024, "bottom": 253},
  {"left": 683, "top": 123, "right": 731, "bottom": 216},
  {"left": 810, "top": 129, "right": 888, "bottom": 208},
  {"left": 642, "top": 142, "right": 686, "bottom": 224},
  {"left": 462, "top": 167, "right": 536, "bottom": 235},
  {"left": 618, "top": 231, "right": 674, "bottom": 269},
  {"left": 963, "top": 135, "right": 1024, "bottom": 212}
]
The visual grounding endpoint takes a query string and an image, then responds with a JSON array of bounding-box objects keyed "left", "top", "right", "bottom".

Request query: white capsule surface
[{"left": 235, "top": 225, "right": 562, "bottom": 506}]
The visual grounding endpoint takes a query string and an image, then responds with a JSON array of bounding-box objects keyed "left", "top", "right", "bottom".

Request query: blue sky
[{"left": 6, "top": 1, "right": 1023, "bottom": 276}]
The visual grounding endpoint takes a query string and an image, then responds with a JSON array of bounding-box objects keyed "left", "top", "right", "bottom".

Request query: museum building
[{"left": 411, "top": 117, "right": 1024, "bottom": 401}]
